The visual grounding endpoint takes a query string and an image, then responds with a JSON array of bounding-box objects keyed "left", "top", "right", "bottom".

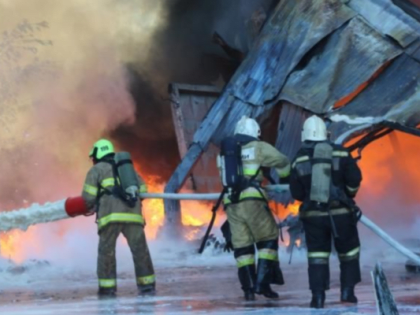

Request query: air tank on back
[{"left": 114, "top": 152, "right": 139, "bottom": 199}]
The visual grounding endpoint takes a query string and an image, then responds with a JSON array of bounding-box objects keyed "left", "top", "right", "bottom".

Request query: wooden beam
[
  {"left": 170, "top": 83, "right": 188, "bottom": 158},
  {"left": 163, "top": 93, "right": 234, "bottom": 230},
  {"left": 169, "top": 83, "right": 222, "bottom": 95}
]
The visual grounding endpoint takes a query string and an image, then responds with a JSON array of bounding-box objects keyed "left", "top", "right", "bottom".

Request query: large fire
[
  {"left": 1, "top": 0, "right": 419, "bottom": 267},
  {"left": 2, "top": 130, "right": 419, "bottom": 263}
]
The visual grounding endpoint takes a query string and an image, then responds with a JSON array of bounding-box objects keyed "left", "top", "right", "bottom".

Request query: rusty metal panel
[
  {"left": 348, "top": 0, "right": 420, "bottom": 48},
  {"left": 328, "top": 54, "right": 420, "bottom": 136},
  {"left": 279, "top": 16, "right": 402, "bottom": 114},
  {"left": 230, "top": 0, "right": 356, "bottom": 106},
  {"left": 169, "top": 83, "right": 222, "bottom": 192}
]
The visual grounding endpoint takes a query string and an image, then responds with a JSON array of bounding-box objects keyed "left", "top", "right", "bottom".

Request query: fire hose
[{"left": 1, "top": 185, "right": 420, "bottom": 265}]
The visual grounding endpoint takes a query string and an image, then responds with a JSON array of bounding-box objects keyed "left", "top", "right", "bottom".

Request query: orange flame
[
  {"left": 271, "top": 201, "right": 300, "bottom": 221},
  {"left": 3, "top": 130, "right": 420, "bottom": 263}
]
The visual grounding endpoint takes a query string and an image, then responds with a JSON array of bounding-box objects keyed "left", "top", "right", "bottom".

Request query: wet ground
[{"left": 1, "top": 260, "right": 420, "bottom": 315}]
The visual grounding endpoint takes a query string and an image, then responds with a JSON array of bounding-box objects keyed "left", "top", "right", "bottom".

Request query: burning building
[
  {"left": 164, "top": 0, "right": 420, "bottom": 236},
  {"left": 1, "top": 0, "right": 420, "bottom": 312},
  {"left": 1, "top": 0, "right": 420, "bottom": 260}
]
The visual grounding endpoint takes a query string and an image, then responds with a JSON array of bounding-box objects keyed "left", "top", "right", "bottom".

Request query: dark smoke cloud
[{"left": 112, "top": 0, "right": 279, "bottom": 181}]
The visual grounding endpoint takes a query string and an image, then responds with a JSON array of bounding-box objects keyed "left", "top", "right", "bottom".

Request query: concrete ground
[{"left": 1, "top": 259, "right": 420, "bottom": 315}]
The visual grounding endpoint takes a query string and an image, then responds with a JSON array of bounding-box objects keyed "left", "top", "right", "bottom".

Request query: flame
[
  {"left": 270, "top": 201, "right": 300, "bottom": 221},
  {"left": 0, "top": 231, "right": 17, "bottom": 260}
]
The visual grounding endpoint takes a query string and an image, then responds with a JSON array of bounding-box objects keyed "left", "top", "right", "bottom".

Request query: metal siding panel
[
  {"left": 270, "top": 103, "right": 311, "bottom": 204},
  {"left": 230, "top": 0, "right": 356, "bottom": 105},
  {"left": 348, "top": 0, "right": 420, "bottom": 47},
  {"left": 279, "top": 17, "right": 402, "bottom": 113},
  {"left": 328, "top": 54, "right": 420, "bottom": 135}
]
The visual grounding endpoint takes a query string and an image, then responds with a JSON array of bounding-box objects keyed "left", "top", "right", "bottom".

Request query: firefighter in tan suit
[
  {"left": 82, "top": 139, "right": 155, "bottom": 297},
  {"left": 218, "top": 116, "right": 290, "bottom": 301}
]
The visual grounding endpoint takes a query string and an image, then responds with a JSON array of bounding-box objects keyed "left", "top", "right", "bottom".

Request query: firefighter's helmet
[
  {"left": 234, "top": 116, "right": 261, "bottom": 138},
  {"left": 301, "top": 115, "right": 328, "bottom": 142},
  {"left": 89, "top": 139, "right": 115, "bottom": 160}
]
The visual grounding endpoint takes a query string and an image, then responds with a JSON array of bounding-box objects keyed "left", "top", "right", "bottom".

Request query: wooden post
[
  {"left": 164, "top": 143, "right": 204, "bottom": 227},
  {"left": 163, "top": 92, "right": 234, "bottom": 235}
]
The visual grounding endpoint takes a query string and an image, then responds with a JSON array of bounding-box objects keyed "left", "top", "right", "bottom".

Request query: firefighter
[
  {"left": 218, "top": 116, "right": 290, "bottom": 301},
  {"left": 289, "top": 116, "right": 362, "bottom": 309},
  {"left": 82, "top": 139, "right": 155, "bottom": 297}
]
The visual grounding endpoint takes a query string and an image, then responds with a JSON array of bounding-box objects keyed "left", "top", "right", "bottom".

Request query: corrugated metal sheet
[
  {"left": 269, "top": 103, "right": 311, "bottom": 204},
  {"left": 165, "top": 0, "right": 420, "bottom": 212},
  {"left": 211, "top": 101, "right": 274, "bottom": 144},
  {"left": 348, "top": 0, "right": 420, "bottom": 48},
  {"left": 328, "top": 54, "right": 420, "bottom": 135},
  {"left": 279, "top": 16, "right": 402, "bottom": 114},
  {"left": 230, "top": 0, "right": 355, "bottom": 106}
]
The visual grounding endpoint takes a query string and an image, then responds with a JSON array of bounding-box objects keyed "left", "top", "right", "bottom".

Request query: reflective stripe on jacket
[
  {"left": 81, "top": 159, "right": 147, "bottom": 230},
  {"left": 220, "top": 140, "right": 290, "bottom": 205}
]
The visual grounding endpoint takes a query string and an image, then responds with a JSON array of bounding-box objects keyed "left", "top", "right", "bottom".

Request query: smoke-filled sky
[
  {"left": 0, "top": 0, "right": 172, "bottom": 205},
  {"left": 0, "top": 0, "right": 278, "bottom": 206},
  {"left": 0, "top": 0, "right": 277, "bottom": 263}
]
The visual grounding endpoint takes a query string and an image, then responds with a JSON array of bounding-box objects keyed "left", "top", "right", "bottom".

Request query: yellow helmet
[{"left": 89, "top": 139, "right": 115, "bottom": 160}]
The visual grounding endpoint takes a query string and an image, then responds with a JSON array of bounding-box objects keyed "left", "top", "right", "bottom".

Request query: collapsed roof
[{"left": 164, "top": 0, "right": 420, "bottom": 219}]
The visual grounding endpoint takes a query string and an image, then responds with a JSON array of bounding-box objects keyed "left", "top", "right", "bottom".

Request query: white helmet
[
  {"left": 302, "top": 115, "right": 328, "bottom": 142},
  {"left": 234, "top": 116, "right": 261, "bottom": 138}
]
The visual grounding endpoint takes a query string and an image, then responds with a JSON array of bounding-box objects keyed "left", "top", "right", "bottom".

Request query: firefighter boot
[
  {"left": 255, "top": 240, "right": 283, "bottom": 299},
  {"left": 341, "top": 287, "right": 357, "bottom": 303},
  {"left": 310, "top": 291, "right": 325, "bottom": 309},
  {"left": 138, "top": 283, "right": 156, "bottom": 296},
  {"left": 254, "top": 259, "right": 281, "bottom": 299},
  {"left": 98, "top": 287, "right": 116, "bottom": 298},
  {"left": 238, "top": 265, "right": 256, "bottom": 301},
  {"left": 257, "top": 284, "right": 279, "bottom": 299}
]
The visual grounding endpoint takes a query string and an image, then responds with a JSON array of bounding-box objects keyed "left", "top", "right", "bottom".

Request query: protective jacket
[
  {"left": 290, "top": 141, "right": 362, "bottom": 213},
  {"left": 81, "top": 155, "right": 148, "bottom": 231},
  {"left": 221, "top": 135, "right": 290, "bottom": 205}
]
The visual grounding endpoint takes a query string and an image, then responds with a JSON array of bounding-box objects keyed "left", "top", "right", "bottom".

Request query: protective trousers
[
  {"left": 302, "top": 212, "right": 361, "bottom": 292},
  {"left": 227, "top": 200, "right": 284, "bottom": 292},
  {"left": 97, "top": 223, "right": 155, "bottom": 291}
]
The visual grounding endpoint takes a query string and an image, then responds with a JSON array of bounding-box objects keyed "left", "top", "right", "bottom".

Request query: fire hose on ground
[{"left": 0, "top": 184, "right": 419, "bottom": 265}]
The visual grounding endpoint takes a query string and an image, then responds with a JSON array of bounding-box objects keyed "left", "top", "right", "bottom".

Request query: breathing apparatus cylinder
[
  {"left": 65, "top": 196, "right": 90, "bottom": 217},
  {"left": 114, "top": 152, "right": 139, "bottom": 201}
]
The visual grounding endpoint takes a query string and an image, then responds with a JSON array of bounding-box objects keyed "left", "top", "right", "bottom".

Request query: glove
[
  {"left": 224, "top": 241, "right": 234, "bottom": 253},
  {"left": 221, "top": 220, "right": 234, "bottom": 252}
]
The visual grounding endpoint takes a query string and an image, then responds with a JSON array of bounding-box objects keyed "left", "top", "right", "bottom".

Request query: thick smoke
[
  {"left": 112, "top": 0, "right": 278, "bottom": 179},
  {"left": 0, "top": 0, "right": 277, "bottom": 265},
  {"left": 0, "top": 0, "right": 167, "bottom": 261}
]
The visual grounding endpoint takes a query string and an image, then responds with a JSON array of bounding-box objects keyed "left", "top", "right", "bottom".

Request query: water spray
[{"left": 1, "top": 184, "right": 419, "bottom": 266}]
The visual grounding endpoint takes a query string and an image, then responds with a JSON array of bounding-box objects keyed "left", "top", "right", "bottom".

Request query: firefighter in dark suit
[{"left": 289, "top": 116, "right": 362, "bottom": 309}]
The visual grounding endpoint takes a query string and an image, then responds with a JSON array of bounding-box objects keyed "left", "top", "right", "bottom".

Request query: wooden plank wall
[{"left": 169, "top": 83, "right": 222, "bottom": 193}]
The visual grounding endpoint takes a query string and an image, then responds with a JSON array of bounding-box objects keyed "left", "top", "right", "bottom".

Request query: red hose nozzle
[{"left": 65, "top": 196, "right": 90, "bottom": 217}]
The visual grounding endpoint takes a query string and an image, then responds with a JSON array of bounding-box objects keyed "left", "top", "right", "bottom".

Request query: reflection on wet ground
[{"left": 1, "top": 262, "right": 420, "bottom": 314}]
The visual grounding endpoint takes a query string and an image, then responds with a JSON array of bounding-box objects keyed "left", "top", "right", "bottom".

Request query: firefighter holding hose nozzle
[
  {"left": 217, "top": 116, "right": 290, "bottom": 301},
  {"left": 81, "top": 139, "right": 155, "bottom": 297},
  {"left": 290, "top": 116, "right": 362, "bottom": 309}
]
